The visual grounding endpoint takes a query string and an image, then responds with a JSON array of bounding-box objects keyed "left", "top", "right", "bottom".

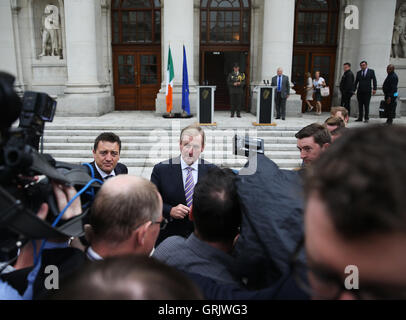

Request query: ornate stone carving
[
  {"left": 392, "top": 1, "right": 406, "bottom": 59},
  {"left": 38, "top": 4, "right": 63, "bottom": 58}
]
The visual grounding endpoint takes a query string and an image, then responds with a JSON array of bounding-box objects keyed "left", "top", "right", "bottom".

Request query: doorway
[
  {"left": 201, "top": 50, "right": 249, "bottom": 110},
  {"left": 292, "top": 51, "right": 336, "bottom": 112},
  {"left": 113, "top": 50, "right": 161, "bottom": 110}
]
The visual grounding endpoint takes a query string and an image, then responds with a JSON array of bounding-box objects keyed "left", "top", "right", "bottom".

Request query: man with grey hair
[
  {"left": 86, "top": 175, "right": 165, "bottom": 260},
  {"left": 271, "top": 67, "right": 290, "bottom": 120}
]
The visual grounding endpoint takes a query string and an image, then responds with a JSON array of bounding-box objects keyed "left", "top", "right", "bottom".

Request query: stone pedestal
[
  {"left": 59, "top": 0, "right": 112, "bottom": 116},
  {"left": 156, "top": 0, "right": 196, "bottom": 114}
]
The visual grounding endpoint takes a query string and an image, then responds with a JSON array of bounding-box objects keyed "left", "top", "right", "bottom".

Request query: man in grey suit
[{"left": 271, "top": 67, "right": 290, "bottom": 120}]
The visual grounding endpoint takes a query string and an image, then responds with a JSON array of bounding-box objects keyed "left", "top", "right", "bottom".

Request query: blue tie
[
  {"left": 277, "top": 76, "right": 281, "bottom": 92},
  {"left": 184, "top": 167, "right": 194, "bottom": 207}
]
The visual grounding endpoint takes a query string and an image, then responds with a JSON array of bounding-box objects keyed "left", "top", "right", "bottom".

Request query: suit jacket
[
  {"left": 87, "top": 161, "right": 128, "bottom": 181},
  {"left": 271, "top": 75, "right": 290, "bottom": 99},
  {"left": 340, "top": 69, "right": 355, "bottom": 95},
  {"left": 151, "top": 157, "right": 216, "bottom": 244},
  {"left": 383, "top": 71, "right": 398, "bottom": 99},
  {"left": 354, "top": 68, "right": 377, "bottom": 94}
]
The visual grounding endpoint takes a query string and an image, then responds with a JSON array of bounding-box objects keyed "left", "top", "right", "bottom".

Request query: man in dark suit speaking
[
  {"left": 354, "top": 60, "right": 377, "bottom": 123},
  {"left": 151, "top": 124, "right": 216, "bottom": 245},
  {"left": 89, "top": 132, "right": 128, "bottom": 182},
  {"left": 271, "top": 67, "right": 290, "bottom": 120}
]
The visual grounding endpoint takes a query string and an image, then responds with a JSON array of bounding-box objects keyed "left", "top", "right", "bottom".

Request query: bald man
[
  {"left": 85, "top": 175, "right": 165, "bottom": 260},
  {"left": 271, "top": 68, "right": 290, "bottom": 120}
]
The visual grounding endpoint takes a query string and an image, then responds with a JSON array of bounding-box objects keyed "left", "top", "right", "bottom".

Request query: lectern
[
  {"left": 253, "top": 85, "right": 276, "bottom": 126},
  {"left": 196, "top": 86, "right": 216, "bottom": 125}
]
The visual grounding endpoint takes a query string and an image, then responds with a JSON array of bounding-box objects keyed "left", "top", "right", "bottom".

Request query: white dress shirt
[
  {"left": 94, "top": 162, "right": 116, "bottom": 180},
  {"left": 86, "top": 246, "right": 103, "bottom": 261},
  {"left": 180, "top": 156, "right": 198, "bottom": 189}
]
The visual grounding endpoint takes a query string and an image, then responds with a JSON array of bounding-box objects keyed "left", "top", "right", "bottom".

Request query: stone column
[
  {"left": 156, "top": 0, "right": 196, "bottom": 114},
  {"left": 0, "top": 0, "right": 23, "bottom": 92},
  {"left": 357, "top": 0, "right": 397, "bottom": 117},
  {"left": 261, "top": 0, "right": 301, "bottom": 117},
  {"left": 358, "top": 0, "right": 396, "bottom": 84},
  {"left": 59, "top": 0, "right": 113, "bottom": 115}
]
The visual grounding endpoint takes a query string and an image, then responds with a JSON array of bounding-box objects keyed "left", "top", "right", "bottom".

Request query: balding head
[
  {"left": 90, "top": 175, "right": 162, "bottom": 245},
  {"left": 277, "top": 68, "right": 283, "bottom": 76}
]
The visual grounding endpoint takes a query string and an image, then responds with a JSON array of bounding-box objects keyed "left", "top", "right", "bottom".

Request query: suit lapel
[{"left": 172, "top": 157, "right": 186, "bottom": 204}]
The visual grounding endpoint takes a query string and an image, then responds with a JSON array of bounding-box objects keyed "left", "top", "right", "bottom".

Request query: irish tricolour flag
[{"left": 166, "top": 46, "right": 174, "bottom": 113}]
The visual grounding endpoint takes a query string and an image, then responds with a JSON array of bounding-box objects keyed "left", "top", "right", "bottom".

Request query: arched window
[
  {"left": 200, "top": 0, "right": 250, "bottom": 44},
  {"left": 112, "top": 0, "right": 161, "bottom": 44},
  {"left": 295, "top": 0, "right": 338, "bottom": 45}
]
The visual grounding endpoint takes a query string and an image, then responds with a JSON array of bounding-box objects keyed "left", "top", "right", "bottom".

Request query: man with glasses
[
  {"left": 151, "top": 124, "right": 216, "bottom": 245},
  {"left": 90, "top": 132, "right": 128, "bottom": 182},
  {"left": 297, "top": 125, "right": 406, "bottom": 299},
  {"left": 85, "top": 175, "right": 165, "bottom": 260}
]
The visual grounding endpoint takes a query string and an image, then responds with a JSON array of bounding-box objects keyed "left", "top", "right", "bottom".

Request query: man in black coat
[
  {"left": 151, "top": 124, "right": 216, "bottom": 245},
  {"left": 382, "top": 64, "right": 399, "bottom": 125},
  {"left": 339, "top": 62, "right": 355, "bottom": 115},
  {"left": 88, "top": 132, "right": 128, "bottom": 182},
  {"left": 354, "top": 60, "right": 377, "bottom": 123}
]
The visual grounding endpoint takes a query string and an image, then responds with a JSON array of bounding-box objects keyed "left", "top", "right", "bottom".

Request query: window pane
[
  {"left": 298, "top": 0, "right": 328, "bottom": 10},
  {"left": 202, "top": 0, "right": 208, "bottom": 7},
  {"left": 112, "top": 0, "right": 120, "bottom": 9},
  {"left": 154, "top": 11, "right": 161, "bottom": 43},
  {"left": 329, "top": 12, "right": 337, "bottom": 44},
  {"left": 242, "top": 0, "right": 249, "bottom": 7},
  {"left": 122, "top": 0, "right": 152, "bottom": 9},
  {"left": 154, "top": 0, "right": 161, "bottom": 7}
]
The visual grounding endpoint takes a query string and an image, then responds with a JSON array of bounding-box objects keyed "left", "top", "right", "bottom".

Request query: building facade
[{"left": 0, "top": 0, "right": 404, "bottom": 117}]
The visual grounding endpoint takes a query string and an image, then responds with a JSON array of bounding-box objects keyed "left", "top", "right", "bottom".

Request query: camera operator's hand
[{"left": 52, "top": 182, "right": 82, "bottom": 220}]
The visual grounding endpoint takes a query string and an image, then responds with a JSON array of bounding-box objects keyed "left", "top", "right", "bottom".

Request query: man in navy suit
[
  {"left": 151, "top": 124, "right": 216, "bottom": 245},
  {"left": 271, "top": 67, "right": 290, "bottom": 120},
  {"left": 89, "top": 132, "right": 128, "bottom": 181},
  {"left": 354, "top": 61, "right": 377, "bottom": 123}
]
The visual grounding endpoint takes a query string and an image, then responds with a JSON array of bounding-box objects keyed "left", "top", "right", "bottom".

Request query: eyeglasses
[
  {"left": 290, "top": 237, "right": 406, "bottom": 300},
  {"left": 133, "top": 218, "right": 168, "bottom": 232},
  {"left": 153, "top": 218, "right": 168, "bottom": 230}
]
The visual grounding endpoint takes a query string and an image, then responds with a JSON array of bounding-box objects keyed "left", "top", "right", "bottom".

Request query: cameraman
[{"left": 0, "top": 182, "right": 82, "bottom": 299}]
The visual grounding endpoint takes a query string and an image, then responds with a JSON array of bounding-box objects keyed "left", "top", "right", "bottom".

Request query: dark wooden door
[
  {"left": 201, "top": 50, "right": 249, "bottom": 111},
  {"left": 292, "top": 50, "right": 336, "bottom": 112},
  {"left": 113, "top": 50, "right": 161, "bottom": 110}
]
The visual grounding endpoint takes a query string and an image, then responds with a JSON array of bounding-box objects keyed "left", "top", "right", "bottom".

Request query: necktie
[
  {"left": 277, "top": 76, "right": 281, "bottom": 91},
  {"left": 104, "top": 175, "right": 113, "bottom": 181},
  {"left": 363, "top": 70, "right": 366, "bottom": 77},
  {"left": 184, "top": 167, "right": 194, "bottom": 208}
]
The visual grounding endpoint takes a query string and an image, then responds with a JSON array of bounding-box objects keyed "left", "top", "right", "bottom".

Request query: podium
[
  {"left": 253, "top": 85, "right": 276, "bottom": 126},
  {"left": 196, "top": 86, "right": 216, "bottom": 125}
]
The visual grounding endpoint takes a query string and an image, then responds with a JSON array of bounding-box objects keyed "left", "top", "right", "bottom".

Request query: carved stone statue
[
  {"left": 392, "top": 2, "right": 406, "bottom": 59},
  {"left": 38, "top": 4, "right": 62, "bottom": 58}
]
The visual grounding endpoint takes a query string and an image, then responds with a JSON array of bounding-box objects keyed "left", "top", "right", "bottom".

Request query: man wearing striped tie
[{"left": 151, "top": 124, "right": 216, "bottom": 245}]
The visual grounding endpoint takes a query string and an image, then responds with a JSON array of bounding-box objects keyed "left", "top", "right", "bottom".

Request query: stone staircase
[{"left": 42, "top": 125, "right": 302, "bottom": 179}]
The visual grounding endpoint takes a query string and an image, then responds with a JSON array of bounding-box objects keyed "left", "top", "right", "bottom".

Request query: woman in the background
[
  {"left": 304, "top": 72, "right": 314, "bottom": 112},
  {"left": 313, "top": 71, "right": 326, "bottom": 115}
]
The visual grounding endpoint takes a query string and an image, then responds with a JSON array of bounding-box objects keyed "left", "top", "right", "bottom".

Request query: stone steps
[{"left": 43, "top": 125, "right": 302, "bottom": 178}]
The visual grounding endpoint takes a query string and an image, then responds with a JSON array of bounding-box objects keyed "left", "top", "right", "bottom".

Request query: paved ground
[{"left": 48, "top": 110, "right": 406, "bottom": 129}]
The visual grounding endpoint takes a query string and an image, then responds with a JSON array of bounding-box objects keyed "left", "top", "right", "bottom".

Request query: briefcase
[{"left": 379, "top": 100, "right": 388, "bottom": 118}]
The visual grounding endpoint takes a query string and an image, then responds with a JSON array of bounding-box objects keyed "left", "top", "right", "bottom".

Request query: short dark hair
[
  {"left": 324, "top": 116, "right": 345, "bottom": 128},
  {"left": 305, "top": 125, "right": 406, "bottom": 239},
  {"left": 295, "top": 123, "right": 331, "bottom": 147},
  {"left": 192, "top": 168, "right": 241, "bottom": 242},
  {"left": 360, "top": 60, "right": 368, "bottom": 65},
  {"left": 343, "top": 62, "right": 351, "bottom": 67},
  {"left": 93, "top": 132, "right": 122, "bottom": 153},
  {"left": 51, "top": 255, "right": 203, "bottom": 300},
  {"left": 90, "top": 177, "right": 161, "bottom": 243}
]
